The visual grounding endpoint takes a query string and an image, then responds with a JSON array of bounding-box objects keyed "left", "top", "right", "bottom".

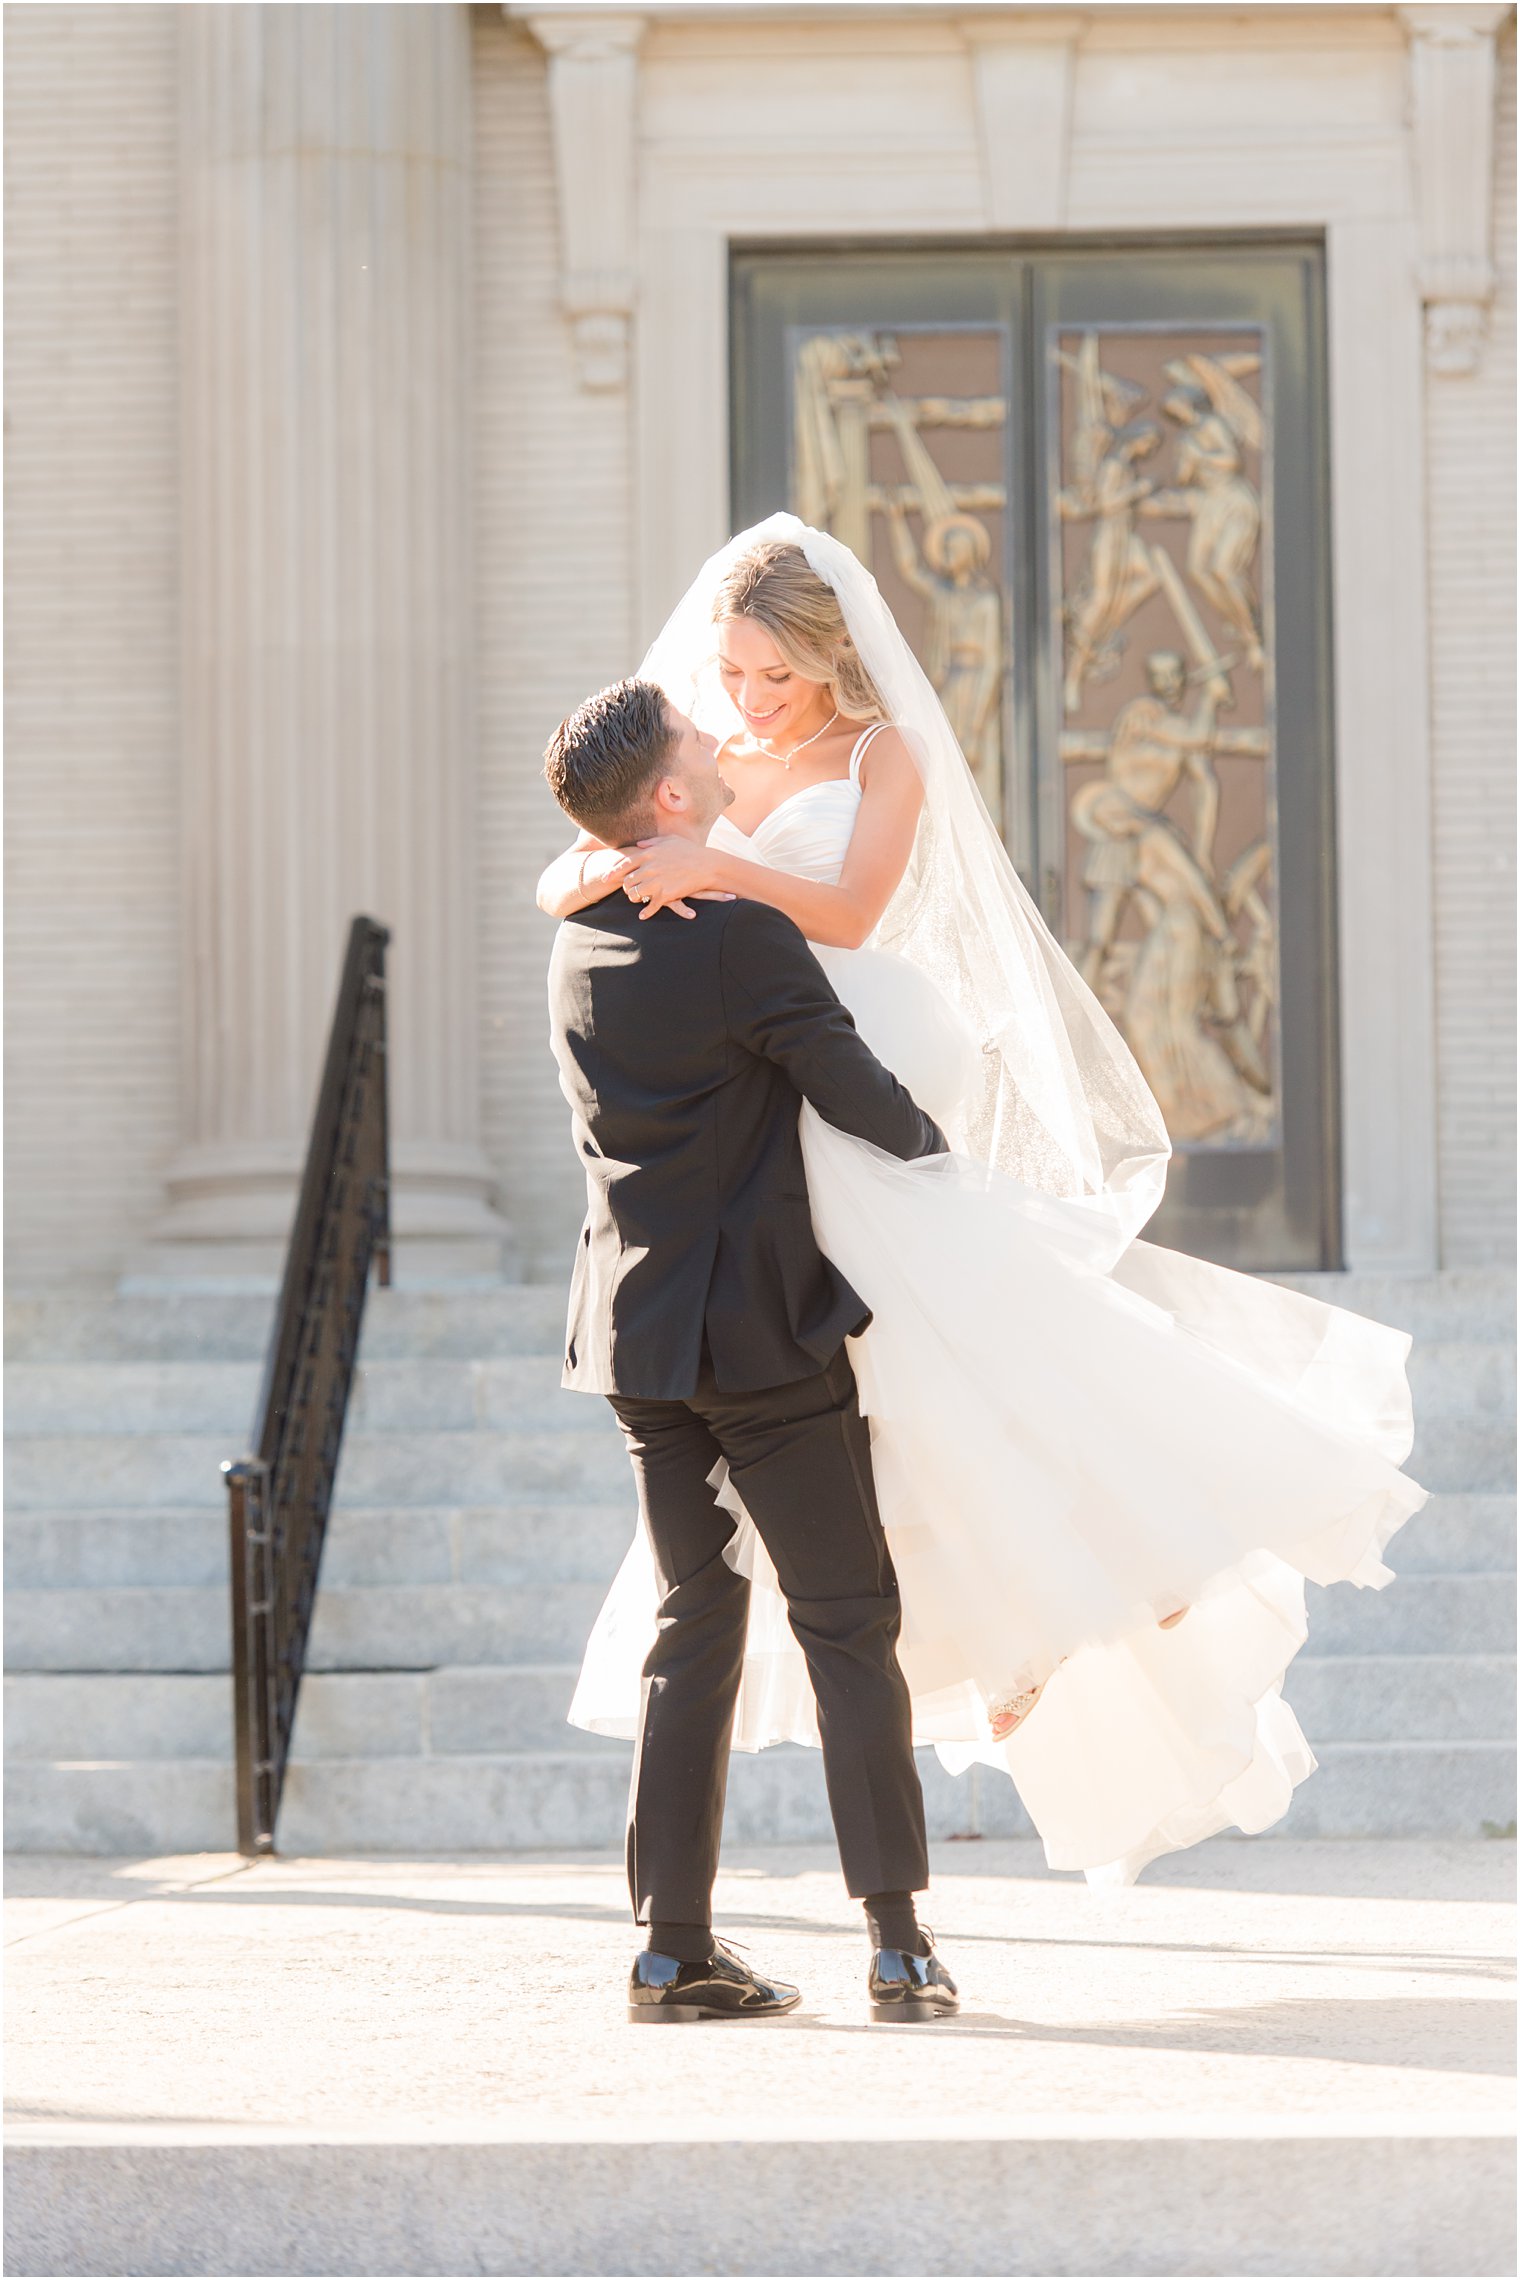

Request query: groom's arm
[{"left": 718, "top": 902, "right": 946, "bottom": 1162}]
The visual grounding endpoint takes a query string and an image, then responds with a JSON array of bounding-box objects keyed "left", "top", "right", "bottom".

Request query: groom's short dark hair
[{"left": 544, "top": 678, "right": 677, "bottom": 844}]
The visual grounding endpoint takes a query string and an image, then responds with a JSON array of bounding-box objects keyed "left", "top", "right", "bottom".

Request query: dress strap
[{"left": 848, "top": 722, "right": 890, "bottom": 784}]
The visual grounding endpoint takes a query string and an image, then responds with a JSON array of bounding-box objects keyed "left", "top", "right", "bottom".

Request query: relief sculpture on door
[
  {"left": 1053, "top": 328, "right": 1279, "bottom": 1149},
  {"left": 791, "top": 327, "right": 1010, "bottom": 822}
]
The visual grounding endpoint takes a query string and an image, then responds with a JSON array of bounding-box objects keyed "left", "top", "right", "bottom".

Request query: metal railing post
[
  {"left": 224, "top": 1456, "right": 275, "bottom": 1855},
  {"left": 222, "top": 916, "right": 391, "bottom": 1858}
]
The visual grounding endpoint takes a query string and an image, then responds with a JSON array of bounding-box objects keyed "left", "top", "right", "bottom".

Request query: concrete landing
[{"left": 5, "top": 1840, "right": 1514, "bottom": 2277}]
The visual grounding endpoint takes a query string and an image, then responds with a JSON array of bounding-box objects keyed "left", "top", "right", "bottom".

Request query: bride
[{"left": 536, "top": 513, "right": 1427, "bottom": 1886}]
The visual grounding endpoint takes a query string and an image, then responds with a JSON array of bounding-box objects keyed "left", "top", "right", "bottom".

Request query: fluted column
[{"left": 157, "top": 3, "right": 509, "bottom": 1276}]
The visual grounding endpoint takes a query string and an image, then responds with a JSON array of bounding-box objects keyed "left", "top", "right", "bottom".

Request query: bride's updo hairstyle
[{"left": 713, "top": 539, "right": 887, "bottom": 724}]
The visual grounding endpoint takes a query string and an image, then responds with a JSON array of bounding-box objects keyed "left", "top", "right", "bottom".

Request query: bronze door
[{"left": 731, "top": 241, "right": 1338, "bottom": 1272}]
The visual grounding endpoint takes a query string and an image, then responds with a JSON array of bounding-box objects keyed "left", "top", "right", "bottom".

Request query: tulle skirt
[{"left": 568, "top": 942, "right": 1426, "bottom": 1885}]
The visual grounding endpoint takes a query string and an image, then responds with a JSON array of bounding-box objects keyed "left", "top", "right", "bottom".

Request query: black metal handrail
[{"left": 223, "top": 915, "right": 391, "bottom": 1856}]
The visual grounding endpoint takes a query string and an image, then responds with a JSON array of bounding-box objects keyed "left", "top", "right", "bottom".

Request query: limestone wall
[
  {"left": 3, "top": 4, "right": 181, "bottom": 1287},
  {"left": 1426, "top": 25, "right": 1516, "bottom": 1267},
  {"left": 473, "top": 15, "right": 633, "bottom": 1278}
]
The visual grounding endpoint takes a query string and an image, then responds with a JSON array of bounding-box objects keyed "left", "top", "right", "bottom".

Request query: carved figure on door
[
  {"left": 1057, "top": 423, "right": 1166, "bottom": 715},
  {"left": 1146, "top": 353, "right": 1266, "bottom": 672},
  {"left": 793, "top": 333, "right": 900, "bottom": 562},
  {"left": 885, "top": 495, "right": 1003, "bottom": 805},
  {"left": 1070, "top": 650, "right": 1274, "bottom": 1143},
  {"left": 1054, "top": 333, "right": 1165, "bottom": 714}
]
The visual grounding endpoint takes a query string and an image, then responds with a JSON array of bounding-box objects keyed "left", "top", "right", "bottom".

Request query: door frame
[{"left": 729, "top": 239, "right": 1342, "bottom": 1272}]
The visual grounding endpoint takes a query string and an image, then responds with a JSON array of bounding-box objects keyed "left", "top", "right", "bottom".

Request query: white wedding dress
[{"left": 568, "top": 724, "right": 1428, "bottom": 1885}]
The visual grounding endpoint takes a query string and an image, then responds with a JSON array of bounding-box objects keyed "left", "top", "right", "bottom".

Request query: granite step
[
  {"left": 5, "top": 1492, "right": 1505, "bottom": 1598},
  {"left": 1407, "top": 1417, "right": 1515, "bottom": 1494},
  {"left": 1276, "top": 1741, "right": 1518, "bottom": 1839},
  {"left": 10, "top": 1635, "right": 1513, "bottom": 1776},
  {"left": 2, "top": 1672, "right": 235, "bottom": 1762},
  {"left": 3, "top": 1579, "right": 615, "bottom": 1675},
  {"left": 1299, "top": 1572, "right": 1515, "bottom": 1658},
  {"left": 2, "top": 1502, "right": 636, "bottom": 1592},
  {"left": 1283, "top": 1653, "right": 1516, "bottom": 1744},
  {"left": 15, "top": 1566, "right": 1504, "bottom": 1678},
  {"left": 2, "top": 1666, "right": 622, "bottom": 1764},
  {"left": 3, "top": 1426, "right": 631, "bottom": 1511},
  {"left": 313, "top": 1495, "right": 1506, "bottom": 1589},
  {"left": 4, "top": 1286, "right": 568, "bottom": 1365},
  {"left": 12, "top": 2125, "right": 1512, "bottom": 2280},
  {"left": 8, "top": 1735, "right": 1515, "bottom": 1857},
  {"left": 2, "top": 1356, "right": 613, "bottom": 1437},
  {"left": 1267, "top": 1269, "right": 1515, "bottom": 1343},
  {"left": 5, "top": 1275, "right": 1510, "bottom": 1861},
  {"left": 6, "top": 1336, "right": 1506, "bottom": 1441},
  {"left": 7, "top": 1269, "right": 1506, "bottom": 1365},
  {"left": 0, "top": 1744, "right": 982, "bottom": 1857},
  {"left": 1406, "top": 1340, "right": 1516, "bottom": 1421},
  {"left": 1388, "top": 1493, "right": 1514, "bottom": 1573},
  {"left": 275, "top": 1739, "right": 1520, "bottom": 1848}
]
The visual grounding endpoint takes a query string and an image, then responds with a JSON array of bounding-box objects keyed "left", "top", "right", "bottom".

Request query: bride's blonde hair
[{"left": 713, "top": 538, "right": 887, "bottom": 723}]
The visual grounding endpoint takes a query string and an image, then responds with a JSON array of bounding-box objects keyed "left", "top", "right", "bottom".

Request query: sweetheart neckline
[{"left": 723, "top": 774, "right": 863, "bottom": 843}]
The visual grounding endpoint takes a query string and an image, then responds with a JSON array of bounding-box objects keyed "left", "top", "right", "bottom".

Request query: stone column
[{"left": 154, "top": 3, "right": 511, "bottom": 1281}]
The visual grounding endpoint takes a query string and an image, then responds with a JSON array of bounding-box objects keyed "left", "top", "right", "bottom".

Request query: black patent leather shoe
[
  {"left": 628, "top": 1937, "right": 802, "bottom": 2023},
  {"left": 868, "top": 1927, "right": 960, "bottom": 2019}
]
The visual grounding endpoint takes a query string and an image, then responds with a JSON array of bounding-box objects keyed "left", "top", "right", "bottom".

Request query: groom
[{"left": 544, "top": 677, "right": 960, "bottom": 2022}]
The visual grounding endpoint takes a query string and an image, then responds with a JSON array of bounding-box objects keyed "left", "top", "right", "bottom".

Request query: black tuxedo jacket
[{"left": 548, "top": 894, "right": 945, "bottom": 1398}]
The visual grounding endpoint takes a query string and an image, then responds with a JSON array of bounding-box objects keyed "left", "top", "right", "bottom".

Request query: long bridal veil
[
  {"left": 638, "top": 511, "right": 1172, "bottom": 1266},
  {"left": 637, "top": 511, "right": 1418, "bottom": 1478},
  {"left": 592, "top": 510, "right": 1425, "bottom": 1884}
]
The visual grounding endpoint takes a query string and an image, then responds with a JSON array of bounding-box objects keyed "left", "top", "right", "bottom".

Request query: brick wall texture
[
  {"left": 1424, "top": 26, "right": 1516, "bottom": 1266},
  {"left": 3, "top": 3, "right": 181, "bottom": 1287},
  {"left": 2, "top": 7, "right": 1513, "bottom": 1285},
  {"left": 472, "top": 15, "right": 636, "bottom": 1278}
]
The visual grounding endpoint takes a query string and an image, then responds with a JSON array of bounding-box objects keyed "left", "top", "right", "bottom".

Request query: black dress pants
[{"left": 609, "top": 1345, "right": 929, "bottom": 1929}]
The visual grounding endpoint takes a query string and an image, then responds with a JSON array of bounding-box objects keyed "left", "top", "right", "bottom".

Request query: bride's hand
[{"left": 621, "top": 837, "right": 734, "bottom": 921}]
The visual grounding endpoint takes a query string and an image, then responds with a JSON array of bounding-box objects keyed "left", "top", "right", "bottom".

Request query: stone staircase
[
  {"left": 5, "top": 1272, "right": 1515, "bottom": 1855},
  {"left": 1274, "top": 1271, "right": 1516, "bottom": 1836}
]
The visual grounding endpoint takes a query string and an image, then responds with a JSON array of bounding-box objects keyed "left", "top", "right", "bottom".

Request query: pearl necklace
[{"left": 763, "top": 707, "right": 839, "bottom": 771}]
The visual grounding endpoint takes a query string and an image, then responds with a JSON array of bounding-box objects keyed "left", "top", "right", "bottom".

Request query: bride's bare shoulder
[
  {"left": 857, "top": 725, "right": 921, "bottom": 795},
  {"left": 857, "top": 722, "right": 911, "bottom": 763}
]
